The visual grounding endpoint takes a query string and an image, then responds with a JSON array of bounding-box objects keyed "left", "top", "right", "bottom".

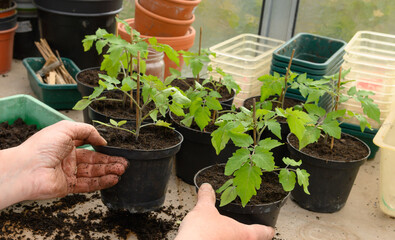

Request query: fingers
[
  {"left": 246, "top": 224, "right": 275, "bottom": 240},
  {"left": 76, "top": 163, "right": 127, "bottom": 177},
  {"left": 76, "top": 149, "right": 128, "bottom": 166},
  {"left": 57, "top": 120, "right": 107, "bottom": 146},
  {"left": 196, "top": 183, "right": 216, "bottom": 208},
  {"left": 71, "top": 175, "right": 120, "bottom": 193}
]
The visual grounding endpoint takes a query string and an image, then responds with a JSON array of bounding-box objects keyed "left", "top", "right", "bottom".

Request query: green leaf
[
  {"left": 233, "top": 164, "right": 262, "bottom": 207},
  {"left": 228, "top": 124, "right": 253, "bottom": 148},
  {"left": 265, "top": 120, "right": 282, "bottom": 139},
  {"left": 155, "top": 120, "right": 173, "bottom": 129},
  {"left": 347, "top": 86, "right": 357, "bottom": 96},
  {"left": 258, "top": 138, "right": 283, "bottom": 151},
  {"left": 169, "top": 103, "right": 185, "bottom": 117},
  {"left": 326, "top": 109, "right": 346, "bottom": 121},
  {"left": 149, "top": 109, "right": 158, "bottom": 122},
  {"left": 194, "top": 107, "right": 211, "bottom": 131},
  {"left": 296, "top": 168, "right": 310, "bottom": 194},
  {"left": 72, "top": 99, "right": 92, "bottom": 110},
  {"left": 224, "top": 148, "right": 251, "bottom": 175},
  {"left": 251, "top": 146, "right": 275, "bottom": 171},
  {"left": 361, "top": 101, "right": 381, "bottom": 123},
  {"left": 282, "top": 157, "right": 302, "bottom": 167},
  {"left": 299, "top": 126, "right": 320, "bottom": 149},
  {"left": 322, "top": 120, "right": 341, "bottom": 139},
  {"left": 216, "top": 179, "right": 234, "bottom": 193},
  {"left": 279, "top": 169, "right": 296, "bottom": 192},
  {"left": 304, "top": 104, "right": 326, "bottom": 117},
  {"left": 219, "top": 186, "right": 238, "bottom": 207},
  {"left": 205, "top": 96, "right": 222, "bottom": 111},
  {"left": 211, "top": 125, "right": 231, "bottom": 155},
  {"left": 109, "top": 119, "right": 117, "bottom": 126},
  {"left": 96, "top": 40, "right": 107, "bottom": 55}
]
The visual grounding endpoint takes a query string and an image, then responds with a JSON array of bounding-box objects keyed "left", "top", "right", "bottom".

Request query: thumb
[
  {"left": 247, "top": 224, "right": 275, "bottom": 240},
  {"left": 196, "top": 183, "right": 216, "bottom": 207}
]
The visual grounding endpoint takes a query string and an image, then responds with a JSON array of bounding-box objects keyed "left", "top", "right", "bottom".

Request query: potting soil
[{"left": 0, "top": 118, "right": 39, "bottom": 149}]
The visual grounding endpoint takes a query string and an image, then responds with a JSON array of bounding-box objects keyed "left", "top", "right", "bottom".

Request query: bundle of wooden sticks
[{"left": 34, "top": 39, "right": 76, "bottom": 85}]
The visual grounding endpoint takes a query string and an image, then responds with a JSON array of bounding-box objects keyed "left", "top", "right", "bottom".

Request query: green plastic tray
[
  {"left": 22, "top": 57, "right": 81, "bottom": 110},
  {"left": 273, "top": 33, "right": 347, "bottom": 70},
  {"left": 272, "top": 58, "right": 344, "bottom": 75},
  {"left": 0, "top": 94, "right": 72, "bottom": 129}
]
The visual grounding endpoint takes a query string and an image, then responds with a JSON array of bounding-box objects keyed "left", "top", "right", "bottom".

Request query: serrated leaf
[
  {"left": 219, "top": 186, "right": 238, "bottom": 207},
  {"left": 361, "top": 101, "right": 381, "bottom": 123},
  {"left": 205, "top": 96, "right": 222, "bottom": 111},
  {"left": 299, "top": 126, "right": 320, "bottom": 149},
  {"left": 304, "top": 104, "right": 326, "bottom": 117},
  {"left": 265, "top": 120, "right": 282, "bottom": 139},
  {"left": 279, "top": 169, "right": 296, "bottom": 192},
  {"left": 194, "top": 107, "right": 211, "bottom": 131},
  {"left": 233, "top": 164, "right": 262, "bottom": 207},
  {"left": 224, "top": 148, "right": 251, "bottom": 175},
  {"left": 211, "top": 125, "right": 231, "bottom": 155},
  {"left": 258, "top": 138, "right": 283, "bottom": 151},
  {"left": 296, "top": 168, "right": 310, "bottom": 194},
  {"left": 282, "top": 157, "right": 301, "bottom": 167},
  {"left": 322, "top": 120, "right": 341, "bottom": 139},
  {"left": 155, "top": 120, "right": 173, "bottom": 129},
  {"left": 251, "top": 146, "right": 275, "bottom": 171},
  {"left": 169, "top": 103, "right": 185, "bottom": 117}
]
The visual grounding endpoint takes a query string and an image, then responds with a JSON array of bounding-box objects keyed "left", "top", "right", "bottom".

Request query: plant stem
[
  {"left": 279, "top": 49, "right": 295, "bottom": 108},
  {"left": 330, "top": 67, "right": 342, "bottom": 150},
  {"left": 196, "top": 27, "right": 203, "bottom": 85},
  {"left": 212, "top": 110, "right": 217, "bottom": 124},
  {"left": 135, "top": 51, "right": 141, "bottom": 140},
  {"left": 253, "top": 98, "right": 257, "bottom": 146}
]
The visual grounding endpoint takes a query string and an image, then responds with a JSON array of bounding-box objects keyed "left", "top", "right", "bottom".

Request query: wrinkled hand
[
  {"left": 175, "top": 183, "right": 275, "bottom": 240},
  {"left": 0, "top": 120, "right": 127, "bottom": 208}
]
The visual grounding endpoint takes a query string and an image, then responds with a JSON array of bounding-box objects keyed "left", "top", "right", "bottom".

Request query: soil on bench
[{"left": 0, "top": 118, "right": 39, "bottom": 150}]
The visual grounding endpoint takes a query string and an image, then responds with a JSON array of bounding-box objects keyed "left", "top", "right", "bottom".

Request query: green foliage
[{"left": 74, "top": 25, "right": 190, "bottom": 139}]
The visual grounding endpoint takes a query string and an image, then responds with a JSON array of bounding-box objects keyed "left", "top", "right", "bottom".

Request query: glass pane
[
  {"left": 295, "top": 0, "right": 395, "bottom": 42},
  {"left": 119, "top": 0, "right": 263, "bottom": 50}
]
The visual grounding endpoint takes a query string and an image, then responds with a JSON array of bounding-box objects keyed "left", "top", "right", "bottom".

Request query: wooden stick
[
  {"left": 279, "top": 49, "right": 295, "bottom": 107},
  {"left": 330, "top": 67, "right": 343, "bottom": 150}
]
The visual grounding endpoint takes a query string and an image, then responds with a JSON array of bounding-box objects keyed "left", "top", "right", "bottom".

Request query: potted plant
[
  {"left": 286, "top": 68, "right": 381, "bottom": 213},
  {"left": 193, "top": 95, "right": 312, "bottom": 227},
  {"left": 168, "top": 41, "right": 242, "bottom": 185},
  {"left": 73, "top": 26, "right": 190, "bottom": 212}
]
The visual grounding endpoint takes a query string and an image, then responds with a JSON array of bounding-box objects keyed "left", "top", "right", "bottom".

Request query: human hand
[
  {"left": 0, "top": 120, "right": 128, "bottom": 209},
  {"left": 175, "top": 183, "right": 275, "bottom": 240}
]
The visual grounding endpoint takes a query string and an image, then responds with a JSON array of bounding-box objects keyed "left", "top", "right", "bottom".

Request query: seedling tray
[
  {"left": 272, "top": 58, "right": 344, "bottom": 75},
  {"left": 22, "top": 57, "right": 81, "bottom": 110},
  {"left": 273, "top": 33, "right": 346, "bottom": 70},
  {"left": 0, "top": 94, "right": 72, "bottom": 128}
]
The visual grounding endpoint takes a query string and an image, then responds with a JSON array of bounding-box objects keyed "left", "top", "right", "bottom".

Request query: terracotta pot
[
  {"left": 118, "top": 18, "right": 195, "bottom": 78},
  {"left": 139, "top": 0, "right": 200, "bottom": 20},
  {"left": 134, "top": 0, "right": 195, "bottom": 37},
  {"left": 0, "top": 24, "right": 17, "bottom": 74},
  {"left": 0, "top": 1, "right": 16, "bottom": 18}
]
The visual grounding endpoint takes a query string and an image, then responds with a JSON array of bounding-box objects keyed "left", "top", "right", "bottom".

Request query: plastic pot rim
[
  {"left": 193, "top": 163, "right": 290, "bottom": 211},
  {"left": 75, "top": 66, "right": 102, "bottom": 89},
  {"left": 34, "top": 3, "right": 122, "bottom": 17}
]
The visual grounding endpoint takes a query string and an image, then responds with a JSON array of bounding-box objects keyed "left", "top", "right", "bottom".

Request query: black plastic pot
[
  {"left": 75, "top": 67, "right": 100, "bottom": 96},
  {"left": 33, "top": 0, "right": 123, "bottom": 69},
  {"left": 194, "top": 164, "right": 289, "bottom": 227},
  {"left": 93, "top": 128, "right": 183, "bottom": 213},
  {"left": 287, "top": 132, "right": 369, "bottom": 213},
  {"left": 170, "top": 113, "right": 238, "bottom": 185}
]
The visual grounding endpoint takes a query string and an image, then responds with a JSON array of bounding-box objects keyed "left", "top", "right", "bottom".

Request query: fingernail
[{"left": 200, "top": 183, "right": 213, "bottom": 192}]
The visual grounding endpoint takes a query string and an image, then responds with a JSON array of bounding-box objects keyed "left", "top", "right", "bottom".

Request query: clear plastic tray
[
  {"left": 209, "top": 33, "right": 284, "bottom": 65},
  {"left": 343, "top": 52, "right": 395, "bottom": 72},
  {"left": 342, "top": 58, "right": 395, "bottom": 78},
  {"left": 345, "top": 31, "right": 395, "bottom": 65},
  {"left": 343, "top": 68, "right": 395, "bottom": 88}
]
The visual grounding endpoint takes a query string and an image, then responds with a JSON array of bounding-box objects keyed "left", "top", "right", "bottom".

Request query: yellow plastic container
[{"left": 373, "top": 108, "right": 395, "bottom": 217}]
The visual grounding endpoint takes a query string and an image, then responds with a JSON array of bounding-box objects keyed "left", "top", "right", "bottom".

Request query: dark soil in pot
[
  {"left": 171, "top": 77, "right": 235, "bottom": 103},
  {"left": 288, "top": 133, "right": 369, "bottom": 162},
  {"left": 76, "top": 68, "right": 107, "bottom": 88},
  {"left": 89, "top": 90, "right": 156, "bottom": 122},
  {"left": 0, "top": 192, "right": 187, "bottom": 239},
  {"left": 0, "top": 118, "right": 39, "bottom": 149},
  {"left": 243, "top": 95, "right": 304, "bottom": 111},
  {"left": 287, "top": 132, "right": 369, "bottom": 213},
  {"left": 96, "top": 123, "right": 179, "bottom": 150},
  {"left": 194, "top": 164, "right": 289, "bottom": 227}
]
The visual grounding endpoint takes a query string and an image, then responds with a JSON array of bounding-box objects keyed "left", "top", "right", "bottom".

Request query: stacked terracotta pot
[
  {"left": 134, "top": 0, "right": 199, "bottom": 37},
  {"left": 0, "top": 0, "right": 18, "bottom": 73},
  {"left": 117, "top": 0, "right": 199, "bottom": 78}
]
